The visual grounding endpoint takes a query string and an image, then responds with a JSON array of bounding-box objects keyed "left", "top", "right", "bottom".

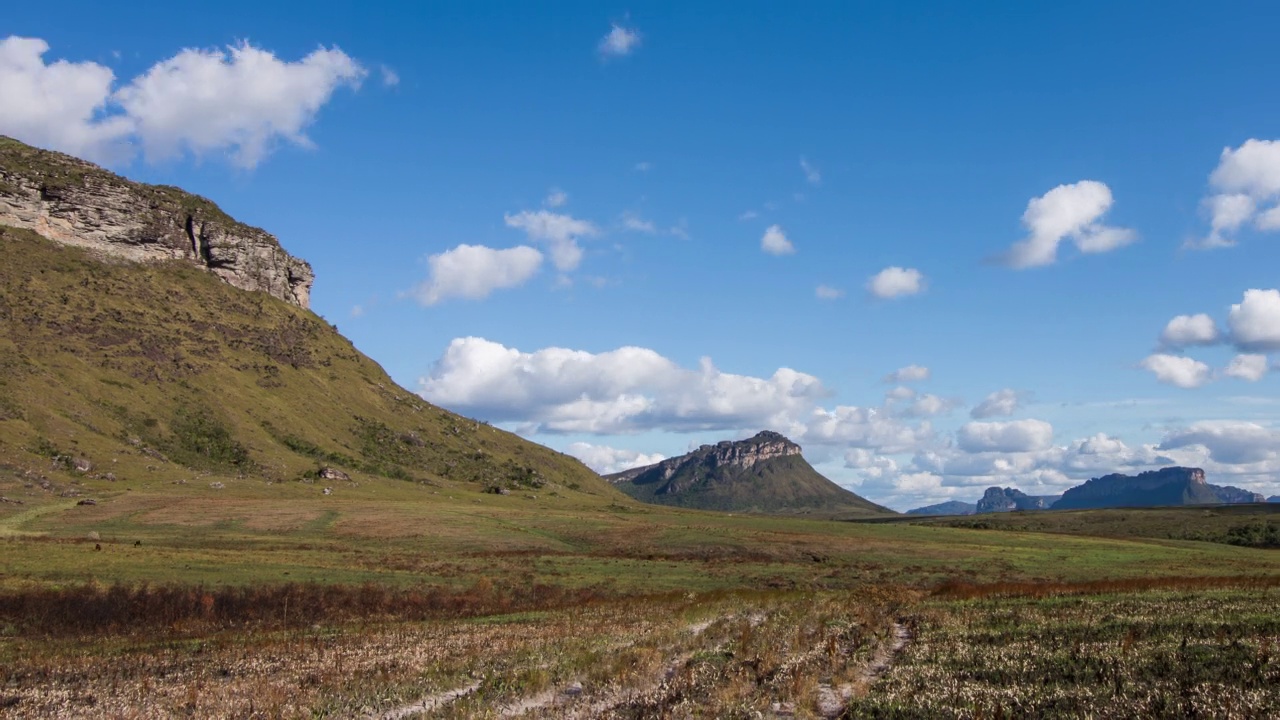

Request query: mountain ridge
[{"left": 606, "top": 431, "right": 891, "bottom": 516}]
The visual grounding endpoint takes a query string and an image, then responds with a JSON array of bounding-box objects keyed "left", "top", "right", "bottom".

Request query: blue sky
[{"left": 4, "top": 2, "right": 1280, "bottom": 509}]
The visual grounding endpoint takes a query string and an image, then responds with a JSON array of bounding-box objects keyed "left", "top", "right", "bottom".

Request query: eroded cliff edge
[{"left": 0, "top": 136, "right": 313, "bottom": 308}]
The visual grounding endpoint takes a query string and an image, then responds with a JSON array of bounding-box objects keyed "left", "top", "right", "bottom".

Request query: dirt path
[
  {"left": 810, "top": 620, "right": 912, "bottom": 719},
  {"left": 372, "top": 681, "right": 481, "bottom": 720},
  {"left": 499, "top": 612, "right": 740, "bottom": 719}
]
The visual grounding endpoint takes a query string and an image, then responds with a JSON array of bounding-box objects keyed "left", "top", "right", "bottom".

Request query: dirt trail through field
[
  {"left": 373, "top": 680, "right": 481, "bottom": 720},
  {"left": 498, "top": 611, "right": 740, "bottom": 718},
  {"left": 809, "top": 620, "right": 911, "bottom": 719}
]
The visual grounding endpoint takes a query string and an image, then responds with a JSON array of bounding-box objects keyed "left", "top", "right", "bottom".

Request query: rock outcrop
[
  {"left": 606, "top": 431, "right": 890, "bottom": 516},
  {"left": 0, "top": 136, "right": 313, "bottom": 308},
  {"left": 976, "top": 487, "right": 1053, "bottom": 513}
]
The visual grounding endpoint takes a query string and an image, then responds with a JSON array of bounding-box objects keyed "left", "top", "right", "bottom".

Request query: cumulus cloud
[
  {"left": 1224, "top": 354, "right": 1269, "bottom": 382},
  {"left": 815, "top": 284, "right": 844, "bottom": 300},
  {"left": 802, "top": 406, "right": 934, "bottom": 453},
  {"left": 884, "top": 365, "right": 930, "bottom": 384},
  {"left": 1003, "top": 180, "right": 1136, "bottom": 268},
  {"left": 1159, "top": 421, "right": 1280, "bottom": 465},
  {"left": 956, "top": 419, "right": 1054, "bottom": 453},
  {"left": 0, "top": 36, "right": 133, "bottom": 163},
  {"left": 800, "top": 156, "right": 821, "bottom": 185},
  {"left": 1227, "top": 288, "right": 1280, "bottom": 351},
  {"left": 970, "top": 388, "right": 1027, "bottom": 419},
  {"left": 867, "top": 267, "right": 925, "bottom": 299},
  {"left": 1159, "top": 313, "right": 1221, "bottom": 348},
  {"left": 598, "top": 24, "right": 641, "bottom": 57},
  {"left": 1196, "top": 139, "right": 1280, "bottom": 248},
  {"left": 0, "top": 36, "right": 366, "bottom": 168},
  {"left": 761, "top": 224, "right": 795, "bottom": 255},
  {"left": 565, "top": 442, "right": 665, "bottom": 475},
  {"left": 1140, "top": 354, "right": 1212, "bottom": 389},
  {"left": 419, "top": 337, "right": 829, "bottom": 435},
  {"left": 504, "top": 210, "right": 599, "bottom": 271},
  {"left": 410, "top": 245, "right": 543, "bottom": 305}
]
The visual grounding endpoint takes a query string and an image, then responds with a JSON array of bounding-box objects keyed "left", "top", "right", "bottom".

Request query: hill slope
[
  {"left": 0, "top": 222, "right": 615, "bottom": 500},
  {"left": 606, "top": 431, "right": 891, "bottom": 516}
]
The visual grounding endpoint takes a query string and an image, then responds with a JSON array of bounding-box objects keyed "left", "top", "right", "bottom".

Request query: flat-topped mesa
[{"left": 0, "top": 137, "right": 313, "bottom": 308}]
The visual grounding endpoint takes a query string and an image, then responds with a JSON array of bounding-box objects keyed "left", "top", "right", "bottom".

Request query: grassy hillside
[{"left": 0, "top": 224, "right": 615, "bottom": 504}]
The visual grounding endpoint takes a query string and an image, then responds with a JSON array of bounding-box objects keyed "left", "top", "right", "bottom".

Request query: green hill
[
  {"left": 0, "top": 223, "right": 614, "bottom": 501},
  {"left": 606, "top": 431, "right": 892, "bottom": 516}
]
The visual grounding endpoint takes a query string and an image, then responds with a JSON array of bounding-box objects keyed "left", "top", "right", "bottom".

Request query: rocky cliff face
[
  {"left": 1209, "top": 485, "right": 1267, "bottom": 504},
  {"left": 608, "top": 430, "right": 802, "bottom": 486},
  {"left": 976, "top": 487, "right": 1050, "bottom": 513},
  {"left": 0, "top": 137, "right": 313, "bottom": 308},
  {"left": 1054, "top": 467, "right": 1225, "bottom": 510}
]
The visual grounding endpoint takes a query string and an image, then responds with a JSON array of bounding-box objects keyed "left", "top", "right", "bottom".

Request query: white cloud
[
  {"left": 1140, "top": 353, "right": 1212, "bottom": 389},
  {"left": 1197, "top": 139, "right": 1280, "bottom": 248},
  {"left": 1227, "top": 288, "right": 1280, "bottom": 351},
  {"left": 1224, "top": 354, "right": 1269, "bottom": 382},
  {"left": 815, "top": 284, "right": 844, "bottom": 300},
  {"left": 379, "top": 64, "right": 400, "bottom": 87},
  {"left": 598, "top": 24, "right": 641, "bottom": 57},
  {"left": 621, "top": 212, "right": 657, "bottom": 233},
  {"left": 504, "top": 210, "right": 599, "bottom": 271},
  {"left": 0, "top": 36, "right": 367, "bottom": 169},
  {"left": 419, "top": 337, "right": 829, "bottom": 434},
  {"left": 1159, "top": 313, "right": 1221, "bottom": 348},
  {"left": 565, "top": 442, "right": 665, "bottom": 475},
  {"left": 800, "top": 156, "right": 821, "bottom": 185},
  {"left": 1003, "top": 180, "right": 1135, "bottom": 268},
  {"left": 1159, "top": 421, "right": 1280, "bottom": 465},
  {"left": 634, "top": 161, "right": 652, "bottom": 172},
  {"left": 544, "top": 189, "right": 568, "bottom": 208},
  {"left": 884, "top": 365, "right": 930, "bottom": 383},
  {"left": 738, "top": 210, "right": 759, "bottom": 221},
  {"left": 802, "top": 406, "right": 934, "bottom": 453},
  {"left": 970, "top": 388, "right": 1027, "bottom": 419},
  {"left": 761, "top": 225, "right": 795, "bottom": 255},
  {"left": 956, "top": 419, "right": 1054, "bottom": 453},
  {"left": 898, "top": 393, "right": 958, "bottom": 418},
  {"left": 410, "top": 244, "right": 543, "bottom": 305},
  {"left": 0, "top": 36, "right": 133, "bottom": 163},
  {"left": 115, "top": 41, "right": 366, "bottom": 168},
  {"left": 867, "top": 267, "right": 925, "bottom": 299}
]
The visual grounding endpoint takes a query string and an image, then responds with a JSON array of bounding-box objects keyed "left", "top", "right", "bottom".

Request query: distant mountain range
[
  {"left": 907, "top": 467, "right": 1266, "bottom": 516},
  {"left": 605, "top": 431, "right": 890, "bottom": 516},
  {"left": 906, "top": 500, "right": 976, "bottom": 516}
]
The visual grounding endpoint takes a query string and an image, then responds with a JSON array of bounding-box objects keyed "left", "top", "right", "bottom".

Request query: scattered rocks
[
  {"left": 76, "top": 498, "right": 97, "bottom": 506},
  {"left": 86, "top": 531, "right": 100, "bottom": 541},
  {"left": 322, "top": 487, "right": 333, "bottom": 496},
  {"left": 0, "top": 497, "right": 23, "bottom": 505},
  {"left": 563, "top": 682, "right": 583, "bottom": 697},
  {"left": 318, "top": 467, "right": 350, "bottom": 482},
  {"left": 209, "top": 482, "right": 225, "bottom": 490},
  {"left": 484, "top": 485, "right": 510, "bottom": 496}
]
